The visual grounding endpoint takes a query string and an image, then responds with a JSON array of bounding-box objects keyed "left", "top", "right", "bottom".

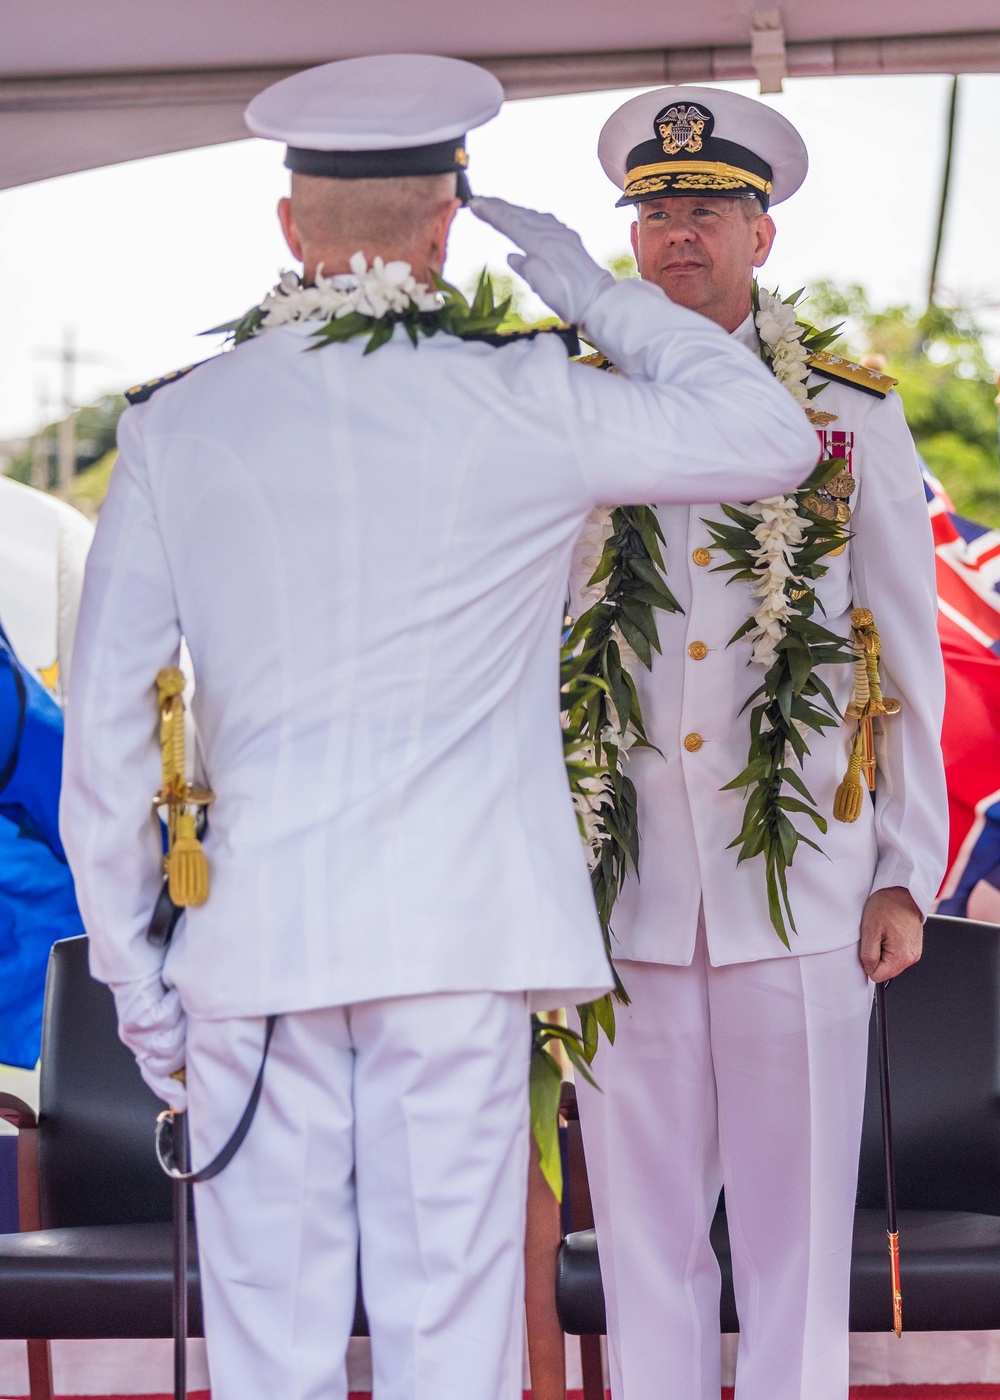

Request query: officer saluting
[
  {"left": 60, "top": 59, "right": 816, "bottom": 1400},
  {"left": 573, "top": 88, "right": 948, "bottom": 1400}
]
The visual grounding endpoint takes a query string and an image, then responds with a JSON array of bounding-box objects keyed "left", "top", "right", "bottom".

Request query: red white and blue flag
[{"left": 924, "top": 470, "right": 1000, "bottom": 916}]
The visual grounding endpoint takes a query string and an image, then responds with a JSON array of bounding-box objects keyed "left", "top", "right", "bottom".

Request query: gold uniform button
[
  {"left": 688, "top": 641, "right": 708, "bottom": 661},
  {"left": 692, "top": 547, "right": 712, "bottom": 566},
  {"left": 684, "top": 733, "right": 704, "bottom": 753}
]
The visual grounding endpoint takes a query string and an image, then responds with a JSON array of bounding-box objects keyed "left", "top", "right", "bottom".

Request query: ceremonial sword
[
  {"left": 875, "top": 979, "right": 902, "bottom": 1337},
  {"left": 148, "top": 666, "right": 277, "bottom": 1400},
  {"left": 836, "top": 610, "right": 903, "bottom": 1336},
  {"left": 155, "top": 1022, "right": 276, "bottom": 1400}
]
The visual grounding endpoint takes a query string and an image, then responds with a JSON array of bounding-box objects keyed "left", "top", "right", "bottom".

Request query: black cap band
[{"left": 285, "top": 136, "right": 469, "bottom": 180}]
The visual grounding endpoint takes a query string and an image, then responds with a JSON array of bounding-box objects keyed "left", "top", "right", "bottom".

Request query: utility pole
[
  {"left": 37, "top": 327, "right": 100, "bottom": 495},
  {"left": 55, "top": 328, "right": 77, "bottom": 493},
  {"left": 31, "top": 384, "right": 51, "bottom": 490},
  {"left": 927, "top": 76, "right": 960, "bottom": 313}
]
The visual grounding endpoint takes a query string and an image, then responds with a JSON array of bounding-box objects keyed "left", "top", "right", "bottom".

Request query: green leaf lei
[
  {"left": 531, "top": 511, "right": 681, "bottom": 1196},
  {"left": 564, "top": 508, "right": 682, "bottom": 1003},
  {"left": 703, "top": 459, "right": 856, "bottom": 944}
]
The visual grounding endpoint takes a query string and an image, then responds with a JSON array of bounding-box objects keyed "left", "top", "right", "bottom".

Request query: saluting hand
[
  {"left": 469, "top": 196, "right": 615, "bottom": 329},
  {"left": 860, "top": 886, "right": 924, "bottom": 983}
]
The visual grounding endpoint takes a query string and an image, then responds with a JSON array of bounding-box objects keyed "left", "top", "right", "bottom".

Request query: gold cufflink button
[
  {"left": 688, "top": 641, "right": 708, "bottom": 660},
  {"left": 692, "top": 547, "right": 712, "bottom": 566},
  {"left": 684, "top": 733, "right": 704, "bottom": 752}
]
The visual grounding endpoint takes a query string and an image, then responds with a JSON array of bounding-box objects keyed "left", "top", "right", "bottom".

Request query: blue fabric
[
  {"left": 0, "top": 620, "right": 84, "bottom": 1069},
  {"left": 937, "top": 795, "right": 1000, "bottom": 918}
]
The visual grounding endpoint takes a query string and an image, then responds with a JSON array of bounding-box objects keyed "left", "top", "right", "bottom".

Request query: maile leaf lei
[
  {"left": 703, "top": 457, "right": 856, "bottom": 945},
  {"left": 531, "top": 509, "right": 681, "bottom": 1197},
  {"left": 563, "top": 507, "right": 682, "bottom": 1014}
]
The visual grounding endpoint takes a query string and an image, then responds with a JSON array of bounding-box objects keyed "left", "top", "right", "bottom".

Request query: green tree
[{"left": 5, "top": 393, "right": 127, "bottom": 493}]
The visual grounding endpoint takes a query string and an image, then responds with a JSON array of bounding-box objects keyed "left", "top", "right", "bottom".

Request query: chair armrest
[
  {"left": 0, "top": 1093, "right": 41, "bottom": 1230},
  {"left": 558, "top": 1080, "right": 595, "bottom": 1234},
  {"left": 0, "top": 1093, "right": 37, "bottom": 1130}
]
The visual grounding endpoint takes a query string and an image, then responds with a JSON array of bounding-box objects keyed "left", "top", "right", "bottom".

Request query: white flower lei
[
  {"left": 755, "top": 286, "right": 812, "bottom": 405},
  {"left": 257, "top": 253, "right": 442, "bottom": 329},
  {"left": 740, "top": 287, "right": 819, "bottom": 670}
]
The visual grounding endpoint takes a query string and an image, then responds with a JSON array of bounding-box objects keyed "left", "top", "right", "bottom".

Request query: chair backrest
[
  {"left": 857, "top": 914, "right": 1000, "bottom": 1216},
  {"left": 36, "top": 936, "right": 172, "bottom": 1228}
]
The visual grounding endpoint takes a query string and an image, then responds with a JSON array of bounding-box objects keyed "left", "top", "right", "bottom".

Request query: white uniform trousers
[
  {"left": 186, "top": 991, "right": 532, "bottom": 1400},
  {"left": 576, "top": 934, "right": 873, "bottom": 1400}
]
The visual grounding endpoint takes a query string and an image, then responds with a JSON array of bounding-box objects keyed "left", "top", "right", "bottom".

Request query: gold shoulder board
[
  {"left": 124, "top": 359, "right": 211, "bottom": 406},
  {"left": 578, "top": 351, "right": 612, "bottom": 370},
  {"left": 806, "top": 350, "right": 898, "bottom": 400}
]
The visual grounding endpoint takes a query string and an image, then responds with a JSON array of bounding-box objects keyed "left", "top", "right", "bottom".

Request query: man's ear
[
  {"left": 752, "top": 213, "right": 777, "bottom": 269},
  {"left": 278, "top": 197, "right": 304, "bottom": 263},
  {"left": 429, "top": 197, "right": 463, "bottom": 274},
  {"left": 630, "top": 219, "right": 640, "bottom": 263}
]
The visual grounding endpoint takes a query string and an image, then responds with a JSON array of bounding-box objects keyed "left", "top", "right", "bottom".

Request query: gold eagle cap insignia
[{"left": 657, "top": 104, "right": 708, "bottom": 156}]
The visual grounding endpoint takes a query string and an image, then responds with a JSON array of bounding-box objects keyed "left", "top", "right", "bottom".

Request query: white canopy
[{"left": 3, "top": 0, "right": 999, "bottom": 191}]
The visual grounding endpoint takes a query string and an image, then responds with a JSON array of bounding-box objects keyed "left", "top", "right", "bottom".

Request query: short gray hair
[
  {"left": 290, "top": 171, "right": 458, "bottom": 250},
  {"left": 738, "top": 194, "right": 766, "bottom": 219}
]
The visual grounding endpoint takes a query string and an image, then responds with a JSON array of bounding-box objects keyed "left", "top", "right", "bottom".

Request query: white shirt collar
[{"left": 731, "top": 311, "right": 759, "bottom": 350}]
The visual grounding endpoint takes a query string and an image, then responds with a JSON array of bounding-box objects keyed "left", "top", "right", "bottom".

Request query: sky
[{"left": 1, "top": 71, "right": 999, "bottom": 441}]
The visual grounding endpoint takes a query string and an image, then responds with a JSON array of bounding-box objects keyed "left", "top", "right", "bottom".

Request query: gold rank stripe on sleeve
[
  {"left": 124, "top": 359, "right": 211, "bottom": 405},
  {"left": 578, "top": 351, "right": 612, "bottom": 370},
  {"left": 806, "top": 350, "right": 898, "bottom": 399}
]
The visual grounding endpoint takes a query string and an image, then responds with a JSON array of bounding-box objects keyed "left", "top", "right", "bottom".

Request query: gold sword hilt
[{"left": 888, "top": 1230, "right": 903, "bottom": 1337}]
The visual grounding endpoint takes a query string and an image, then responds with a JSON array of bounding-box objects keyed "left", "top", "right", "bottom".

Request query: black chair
[
  {"left": 0, "top": 935, "right": 366, "bottom": 1400},
  {"left": 556, "top": 915, "right": 1000, "bottom": 1399}
]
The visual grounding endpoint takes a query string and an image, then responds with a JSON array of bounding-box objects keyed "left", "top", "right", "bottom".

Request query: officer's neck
[
  {"left": 301, "top": 240, "right": 443, "bottom": 287},
  {"left": 711, "top": 288, "right": 755, "bottom": 335}
]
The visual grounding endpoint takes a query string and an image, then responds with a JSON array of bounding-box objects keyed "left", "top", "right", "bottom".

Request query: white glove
[
  {"left": 111, "top": 973, "right": 187, "bottom": 1110},
  {"left": 470, "top": 196, "right": 615, "bottom": 328}
]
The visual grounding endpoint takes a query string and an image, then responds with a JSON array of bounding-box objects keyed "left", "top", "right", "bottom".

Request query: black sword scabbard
[
  {"left": 172, "top": 1110, "right": 190, "bottom": 1400},
  {"left": 875, "top": 980, "right": 902, "bottom": 1337}
]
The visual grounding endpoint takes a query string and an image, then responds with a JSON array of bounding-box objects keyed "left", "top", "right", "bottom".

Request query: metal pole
[
  {"left": 927, "top": 76, "right": 960, "bottom": 312},
  {"left": 875, "top": 981, "right": 902, "bottom": 1337},
  {"left": 31, "top": 386, "right": 50, "bottom": 491},
  {"left": 172, "top": 1112, "right": 189, "bottom": 1400}
]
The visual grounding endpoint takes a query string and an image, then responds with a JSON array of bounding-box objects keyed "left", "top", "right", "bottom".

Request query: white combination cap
[
  {"left": 245, "top": 54, "right": 504, "bottom": 199},
  {"left": 598, "top": 86, "right": 807, "bottom": 210}
]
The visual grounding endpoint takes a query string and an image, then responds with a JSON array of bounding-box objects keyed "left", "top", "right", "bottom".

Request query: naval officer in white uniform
[
  {"left": 0, "top": 475, "right": 92, "bottom": 704},
  {"left": 573, "top": 88, "right": 949, "bottom": 1400},
  {"left": 60, "top": 59, "right": 817, "bottom": 1400}
]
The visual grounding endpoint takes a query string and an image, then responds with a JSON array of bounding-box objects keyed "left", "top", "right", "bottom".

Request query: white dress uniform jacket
[
  {"left": 588, "top": 315, "right": 948, "bottom": 967},
  {"left": 0, "top": 475, "right": 93, "bottom": 702},
  {"left": 61, "top": 282, "right": 816, "bottom": 1019}
]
